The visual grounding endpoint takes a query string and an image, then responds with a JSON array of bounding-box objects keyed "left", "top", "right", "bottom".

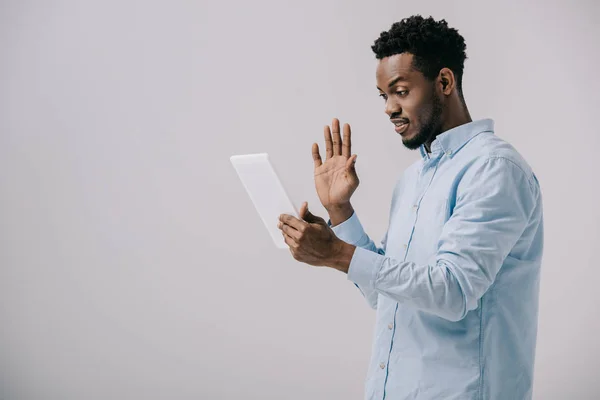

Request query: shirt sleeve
[
  {"left": 345, "top": 156, "right": 541, "bottom": 321},
  {"left": 329, "top": 212, "right": 387, "bottom": 310}
]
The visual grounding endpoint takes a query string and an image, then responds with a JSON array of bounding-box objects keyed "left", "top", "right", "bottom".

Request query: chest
[{"left": 385, "top": 159, "right": 456, "bottom": 263}]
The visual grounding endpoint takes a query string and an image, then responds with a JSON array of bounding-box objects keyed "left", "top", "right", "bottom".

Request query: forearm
[
  {"left": 329, "top": 209, "right": 386, "bottom": 256},
  {"left": 347, "top": 248, "right": 481, "bottom": 321},
  {"left": 328, "top": 210, "right": 386, "bottom": 310}
]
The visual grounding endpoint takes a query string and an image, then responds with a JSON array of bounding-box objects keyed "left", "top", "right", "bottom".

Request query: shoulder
[{"left": 464, "top": 132, "right": 540, "bottom": 194}]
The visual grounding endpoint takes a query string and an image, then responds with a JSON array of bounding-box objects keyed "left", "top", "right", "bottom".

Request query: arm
[
  {"left": 329, "top": 208, "right": 387, "bottom": 310},
  {"left": 342, "top": 157, "right": 541, "bottom": 321}
]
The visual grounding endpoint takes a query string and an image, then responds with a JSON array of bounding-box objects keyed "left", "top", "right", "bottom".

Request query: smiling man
[{"left": 278, "top": 15, "right": 543, "bottom": 400}]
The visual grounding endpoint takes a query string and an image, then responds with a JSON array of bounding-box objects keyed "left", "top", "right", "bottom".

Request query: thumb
[
  {"left": 346, "top": 154, "right": 357, "bottom": 171},
  {"left": 299, "top": 201, "right": 310, "bottom": 220},
  {"left": 301, "top": 202, "right": 324, "bottom": 223}
]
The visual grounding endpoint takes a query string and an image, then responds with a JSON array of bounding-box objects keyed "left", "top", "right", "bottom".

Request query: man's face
[{"left": 376, "top": 53, "right": 443, "bottom": 150}]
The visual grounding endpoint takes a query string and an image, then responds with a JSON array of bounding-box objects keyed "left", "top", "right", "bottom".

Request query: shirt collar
[{"left": 419, "top": 118, "right": 494, "bottom": 160}]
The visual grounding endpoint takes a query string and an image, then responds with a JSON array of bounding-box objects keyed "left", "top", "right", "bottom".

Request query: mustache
[{"left": 390, "top": 113, "right": 408, "bottom": 121}]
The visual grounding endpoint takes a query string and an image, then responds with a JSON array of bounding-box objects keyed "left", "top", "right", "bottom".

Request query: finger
[
  {"left": 299, "top": 202, "right": 308, "bottom": 219},
  {"left": 312, "top": 143, "right": 322, "bottom": 168},
  {"left": 332, "top": 118, "right": 341, "bottom": 156},
  {"left": 342, "top": 123, "right": 351, "bottom": 158},
  {"left": 281, "top": 223, "right": 301, "bottom": 240},
  {"left": 305, "top": 210, "right": 325, "bottom": 224},
  {"left": 300, "top": 202, "right": 325, "bottom": 224},
  {"left": 324, "top": 126, "right": 333, "bottom": 159},
  {"left": 280, "top": 213, "right": 307, "bottom": 231},
  {"left": 282, "top": 230, "right": 298, "bottom": 248},
  {"left": 345, "top": 154, "right": 357, "bottom": 170}
]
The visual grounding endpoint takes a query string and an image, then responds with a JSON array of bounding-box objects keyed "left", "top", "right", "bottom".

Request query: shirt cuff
[
  {"left": 328, "top": 211, "right": 366, "bottom": 245},
  {"left": 347, "top": 246, "right": 385, "bottom": 290}
]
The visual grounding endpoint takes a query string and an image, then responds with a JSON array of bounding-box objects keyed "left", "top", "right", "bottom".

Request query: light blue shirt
[{"left": 331, "top": 119, "right": 543, "bottom": 400}]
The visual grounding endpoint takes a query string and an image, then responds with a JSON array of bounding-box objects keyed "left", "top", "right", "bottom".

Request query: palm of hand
[
  {"left": 315, "top": 155, "right": 357, "bottom": 208},
  {"left": 312, "top": 119, "right": 359, "bottom": 209}
]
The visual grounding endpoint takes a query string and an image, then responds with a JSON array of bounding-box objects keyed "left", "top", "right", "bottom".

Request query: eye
[
  {"left": 396, "top": 90, "right": 408, "bottom": 97},
  {"left": 379, "top": 93, "right": 388, "bottom": 100}
]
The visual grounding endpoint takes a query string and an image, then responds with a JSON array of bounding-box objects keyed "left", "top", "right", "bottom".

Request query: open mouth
[{"left": 393, "top": 121, "right": 409, "bottom": 134}]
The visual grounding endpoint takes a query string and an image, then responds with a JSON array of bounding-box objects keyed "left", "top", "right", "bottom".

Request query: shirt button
[
  {"left": 412, "top": 204, "right": 418, "bottom": 211},
  {"left": 380, "top": 362, "right": 386, "bottom": 369},
  {"left": 403, "top": 244, "right": 408, "bottom": 249},
  {"left": 388, "top": 323, "right": 393, "bottom": 330},
  {"left": 446, "top": 150, "right": 452, "bottom": 156}
]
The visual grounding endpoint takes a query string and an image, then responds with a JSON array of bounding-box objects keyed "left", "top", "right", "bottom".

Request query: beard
[{"left": 402, "top": 88, "right": 444, "bottom": 150}]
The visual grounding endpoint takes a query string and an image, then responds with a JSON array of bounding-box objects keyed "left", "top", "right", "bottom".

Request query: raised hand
[{"left": 312, "top": 118, "right": 359, "bottom": 212}]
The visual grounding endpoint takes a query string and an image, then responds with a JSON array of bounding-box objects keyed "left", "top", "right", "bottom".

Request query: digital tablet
[{"left": 230, "top": 153, "right": 299, "bottom": 249}]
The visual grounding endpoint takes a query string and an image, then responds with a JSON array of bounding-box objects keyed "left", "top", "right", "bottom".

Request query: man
[{"left": 277, "top": 15, "right": 543, "bottom": 400}]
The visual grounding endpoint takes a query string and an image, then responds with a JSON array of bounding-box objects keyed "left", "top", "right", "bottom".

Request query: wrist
[
  {"left": 327, "top": 240, "right": 356, "bottom": 274},
  {"left": 326, "top": 203, "right": 354, "bottom": 226}
]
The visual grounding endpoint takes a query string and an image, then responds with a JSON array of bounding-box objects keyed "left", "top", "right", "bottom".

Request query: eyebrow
[{"left": 377, "top": 76, "right": 408, "bottom": 91}]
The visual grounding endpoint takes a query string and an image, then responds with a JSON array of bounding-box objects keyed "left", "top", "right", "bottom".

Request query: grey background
[{"left": 1, "top": 0, "right": 598, "bottom": 399}]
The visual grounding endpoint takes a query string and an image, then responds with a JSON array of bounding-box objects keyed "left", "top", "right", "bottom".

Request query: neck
[{"left": 425, "top": 101, "right": 472, "bottom": 153}]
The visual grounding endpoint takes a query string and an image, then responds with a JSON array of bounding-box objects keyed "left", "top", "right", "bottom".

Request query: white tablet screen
[{"left": 230, "top": 153, "right": 299, "bottom": 249}]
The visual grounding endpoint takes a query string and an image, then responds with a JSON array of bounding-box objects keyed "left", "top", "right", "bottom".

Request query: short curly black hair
[{"left": 372, "top": 15, "right": 468, "bottom": 96}]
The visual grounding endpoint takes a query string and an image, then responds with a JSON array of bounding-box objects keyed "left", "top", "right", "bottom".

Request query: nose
[{"left": 385, "top": 98, "right": 400, "bottom": 117}]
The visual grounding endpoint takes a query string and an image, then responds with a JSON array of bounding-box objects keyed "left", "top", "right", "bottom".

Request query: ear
[{"left": 438, "top": 68, "right": 456, "bottom": 96}]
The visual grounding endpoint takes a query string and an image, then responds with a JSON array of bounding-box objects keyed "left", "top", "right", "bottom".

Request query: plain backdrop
[{"left": 1, "top": 0, "right": 599, "bottom": 399}]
